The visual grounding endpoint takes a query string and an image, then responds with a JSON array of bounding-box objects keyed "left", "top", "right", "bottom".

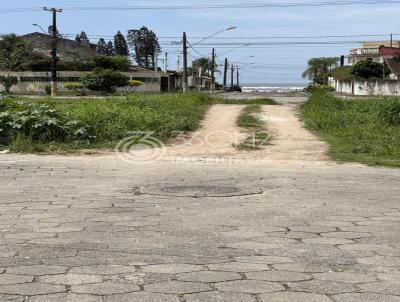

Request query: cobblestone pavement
[{"left": 1, "top": 154, "right": 400, "bottom": 302}]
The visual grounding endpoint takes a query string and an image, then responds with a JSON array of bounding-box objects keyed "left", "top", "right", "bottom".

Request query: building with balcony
[{"left": 348, "top": 41, "right": 400, "bottom": 65}]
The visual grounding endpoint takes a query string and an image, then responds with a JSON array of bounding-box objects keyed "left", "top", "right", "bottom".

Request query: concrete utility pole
[
  {"left": 390, "top": 33, "right": 393, "bottom": 48},
  {"left": 211, "top": 48, "right": 215, "bottom": 92},
  {"left": 231, "top": 64, "right": 234, "bottom": 86},
  {"left": 237, "top": 68, "right": 240, "bottom": 86},
  {"left": 182, "top": 32, "right": 188, "bottom": 93},
  {"left": 223, "top": 58, "right": 228, "bottom": 90},
  {"left": 43, "top": 7, "right": 62, "bottom": 97},
  {"left": 154, "top": 49, "right": 158, "bottom": 72},
  {"left": 164, "top": 52, "right": 168, "bottom": 73}
]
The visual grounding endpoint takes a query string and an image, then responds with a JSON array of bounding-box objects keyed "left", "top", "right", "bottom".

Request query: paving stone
[
  {"left": 0, "top": 294, "right": 25, "bottom": 302},
  {"left": 357, "top": 256, "right": 400, "bottom": 267},
  {"left": 312, "top": 272, "right": 377, "bottom": 283},
  {"left": 176, "top": 271, "right": 241, "bottom": 283},
  {"left": 288, "top": 279, "right": 358, "bottom": 294},
  {"left": 208, "top": 262, "right": 270, "bottom": 272},
  {"left": 260, "top": 291, "right": 332, "bottom": 302},
  {"left": 302, "top": 237, "right": 355, "bottom": 245},
  {"left": 0, "top": 274, "right": 34, "bottom": 285},
  {"left": 273, "top": 263, "right": 331, "bottom": 273},
  {"left": 29, "top": 293, "right": 102, "bottom": 302},
  {"left": 144, "top": 281, "right": 211, "bottom": 294},
  {"left": 246, "top": 271, "right": 311, "bottom": 282},
  {"left": 185, "top": 292, "right": 256, "bottom": 302},
  {"left": 4, "top": 233, "right": 56, "bottom": 240},
  {"left": 252, "top": 237, "right": 299, "bottom": 244},
  {"left": 141, "top": 264, "right": 203, "bottom": 274},
  {"left": 359, "top": 282, "right": 400, "bottom": 295},
  {"left": 229, "top": 241, "right": 291, "bottom": 250},
  {"left": 289, "top": 226, "right": 336, "bottom": 233},
  {"left": 69, "top": 265, "right": 137, "bottom": 275},
  {"left": 234, "top": 255, "right": 294, "bottom": 264},
  {"left": 377, "top": 273, "right": 400, "bottom": 283},
  {"left": 333, "top": 293, "right": 400, "bottom": 302},
  {"left": 338, "top": 243, "right": 397, "bottom": 254},
  {"left": 320, "top": 232, "right": 372, "bottom": 239},
  {"left": 71, "top": 282, "right": 140, "bottom": 295},
  {"left": 0, "top": 283, "right": 65, "bottom": 295},
  {"left": 39, "top": 273, "right": 103, "bottom": 285},
  {"left": 214, "top": 280, "right": 283, "bottom": 293},
  {"left": 105, "top": 292, "right": 180, "bottom": 302}
]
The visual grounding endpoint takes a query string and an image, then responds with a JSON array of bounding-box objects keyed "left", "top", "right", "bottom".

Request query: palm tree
[
  {"left": 192, "top": 57, "right": 214, "bottom": 76},
  {"left": 302, "top": 57, "right": 339, "bottom": 85}
]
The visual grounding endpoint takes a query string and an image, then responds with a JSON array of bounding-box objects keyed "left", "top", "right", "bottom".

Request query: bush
[
  {"left": 44, "top": 85, "right": 51, "bottom": 95},
  {"left": 64, "top": 83, "right": 87, "bottom": 96},
  {"left": 0, "top": 102, "right": 89, "bottom": 144},
  {"left": 0, "top": 76, "right": 18, "bottom": 94},
  {"left": 351, "top": 59, "right": 390, "bottom": 79},
  {"left": 128, "top": 80, "right": 143, "bottom": 91},
  {"left": 93, "top": 56, "right": 131, "bottom": 71},
  {"left": 306, "top": 84, "right": 334, "bottom": 93},
  {"left": 81, "top": 69, "right": 129, "bottom": 93}
]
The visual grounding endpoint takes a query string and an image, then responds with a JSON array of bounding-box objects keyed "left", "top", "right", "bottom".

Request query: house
[
  {"left": 188, "top": 75, "right": 212, "bottom": 91},
  {"left": 348, "top": 41, "right": 400, "bottom": 65},
  {"left": 385, "top": 57, "right": 400, "bottom": 80},
  {"left": 21, "top": 32, "right": 97, "bottom": 61}
]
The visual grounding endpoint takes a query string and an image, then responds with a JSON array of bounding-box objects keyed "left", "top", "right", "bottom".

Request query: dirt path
[
  {"left": 165, "top": 97, "right": 331, "bottom": 164},
  {"left": 165, "top": 104, "right": 246, "bottom": 157},
  {"left": 254, "top": 103, "right": 330, "bottom": 163}
]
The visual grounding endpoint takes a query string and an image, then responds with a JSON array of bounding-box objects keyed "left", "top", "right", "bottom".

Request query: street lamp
[
  {"left": 32, "top": 23, "right": 47, "bottom": 34},
  {"left": 192, "top": 26, "right": 237, "bottom": 46}
]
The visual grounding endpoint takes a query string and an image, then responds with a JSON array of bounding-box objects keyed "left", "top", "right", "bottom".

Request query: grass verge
[
  {"left": 302, "top": 93, "right": 400, "bottom": 167},
  {"left": 235, "top": 105, "right": 270, "bottom": 151},
  {"left": 0, "top": 93, "right": 275, "bottom": 153}
]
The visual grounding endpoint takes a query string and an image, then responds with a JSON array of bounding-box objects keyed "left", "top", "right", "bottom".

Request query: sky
[{"left": 1, "top": 0, "right": 399, "bottom": 84}]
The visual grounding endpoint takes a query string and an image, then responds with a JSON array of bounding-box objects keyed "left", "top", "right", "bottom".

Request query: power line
[{"left": 2, "top": 0, "right": 400, "bottom": 13}]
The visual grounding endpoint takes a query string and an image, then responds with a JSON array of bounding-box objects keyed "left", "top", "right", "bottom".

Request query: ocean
[{"left": 241, "top": 83, "right": 307, "bottom": 93}]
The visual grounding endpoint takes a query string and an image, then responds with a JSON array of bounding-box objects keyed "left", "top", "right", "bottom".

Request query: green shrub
[
  {"left": 64, "top": 83, "right": 87, "bottom": 96},
  {"left": 0, "top": 76, "right": 18, "bottom": 94},
  {"left": 44, "top": 84, "right": 51, "bottom": 95},
  {"left": 93, "top": 56, "right": 131, "bottom": 71},
  {"left": 351, "top": 59, "right": 390, "bottom": 79},
  {"left": 81, "top": 69, "right": 129, "bottom": 93},
  {"left": 306, "top": 84, "right": 334, "bottom": 93},
  {"left": 0, "top": 102, "right": 89, "bottom": 144}
]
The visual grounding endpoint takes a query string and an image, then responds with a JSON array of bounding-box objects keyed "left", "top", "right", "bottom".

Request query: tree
[
  {"left": 97, "top": 38, "right": 108, "bottom": 56},
  {"left": 192, "top": 57, "right": 214, "bottom": 76},
  {"left": 351, "top": 59, "right": 390, "bottom": 79},
  {"left": 127, "top": 26, "right": 161, "bottom": 69},
  {"left": 114, "top": 31, "right": 129, "bottom": 56},
  {"left": 106, "top": 41, "right": 115, "bottom": 56},
  {"left": 75, "top": 31, "right": 90, "bottom": 44},
  {"left": 302, "top": 57, "right": 339, "bottom": 85},
  {"left": 81, "top": 69, "right": 129, "bottom": 93},
  {"left": 0, "top": 34, "right": 35, "bottom": 93},
  {"left": 93, "top": 56, "right": 131, "bottom": 71}
]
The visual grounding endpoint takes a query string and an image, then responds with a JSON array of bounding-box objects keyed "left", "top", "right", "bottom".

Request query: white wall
[
  {"left": 335, "top": 79, "right": 400, "bottom": 96},
  {"left": 0, "top": 71, "right": 164, "bottom": 94}
]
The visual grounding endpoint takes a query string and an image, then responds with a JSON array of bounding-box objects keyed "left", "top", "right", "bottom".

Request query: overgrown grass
[
  {"left": 302, "top": 93, "right": 400, "bottom": 167},
  {"left": 0, "top": 93, "right": 275, "bottom": 153},
  {"left": 236, "top": 105, "right": 270, "bottom": 151}
]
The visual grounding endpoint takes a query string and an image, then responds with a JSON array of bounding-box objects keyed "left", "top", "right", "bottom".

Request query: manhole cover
[{"left": 140, "top": 185, "right": 263, "bottom": 197}]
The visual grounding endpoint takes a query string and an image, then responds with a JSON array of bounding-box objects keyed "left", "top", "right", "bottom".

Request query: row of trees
[
  {"left": 302, "top": 57, "right": 391, "bottom": 85},
  {"left": 94, "top": 27, "right": 160, "bottom": 69}
]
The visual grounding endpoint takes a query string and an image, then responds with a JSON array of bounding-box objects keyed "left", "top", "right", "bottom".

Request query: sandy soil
[
  {"left": 163, "top": 96, "right": 331, "bottom": 165},
  {"left": 164, "top": 104, "right": 247, "bottom": 158}
]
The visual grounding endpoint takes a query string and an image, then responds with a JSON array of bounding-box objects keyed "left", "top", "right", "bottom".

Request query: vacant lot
[
  {"left": 0, "top": 94, "right": 274, "bottom": 153},
  {"left": 302, "top": 93, "right": 400, "bottom": 167}
]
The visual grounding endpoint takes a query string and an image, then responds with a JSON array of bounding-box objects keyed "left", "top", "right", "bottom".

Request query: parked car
[{"left": 226, "top": 85, "right": 242, "bottom": 92}]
